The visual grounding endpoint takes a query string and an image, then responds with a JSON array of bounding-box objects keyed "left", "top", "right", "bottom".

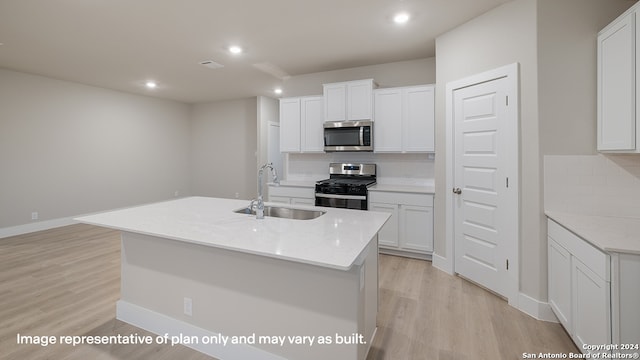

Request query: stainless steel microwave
[{"left": 323, "top": 120, "right": 373, "bottom": 152}]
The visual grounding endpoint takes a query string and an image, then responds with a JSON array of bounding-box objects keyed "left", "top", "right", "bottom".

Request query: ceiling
[{"left": 0, "top": 0, "right": 512, "bottom": 103}]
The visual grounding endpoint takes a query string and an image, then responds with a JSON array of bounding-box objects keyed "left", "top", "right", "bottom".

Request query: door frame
[{"left": 442, "top": 63, "right": 520, "bottom": 305}]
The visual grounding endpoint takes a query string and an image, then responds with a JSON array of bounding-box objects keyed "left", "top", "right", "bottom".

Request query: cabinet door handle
[{"left": 452, "top": 187, "right": 462, "bottom": 195}]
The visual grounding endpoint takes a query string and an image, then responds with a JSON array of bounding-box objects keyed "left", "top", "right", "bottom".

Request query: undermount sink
[{"left": 234, "top": 206, "right": 326, "bottom": 220}]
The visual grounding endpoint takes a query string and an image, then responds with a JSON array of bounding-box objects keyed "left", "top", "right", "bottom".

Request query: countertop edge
[
  {"left": 545, "top": 211, "right": 640, "bottom": 255},
  {"left": 75, "top": 197, "right": 390, "bottom": 271}
]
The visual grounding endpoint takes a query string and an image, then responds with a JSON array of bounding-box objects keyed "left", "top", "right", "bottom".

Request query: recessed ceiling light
[
  {"left": 274, "top": 88, "right": 283, "bottom": 95},
  {"left": 229, "top": 45, "right": 243, "bottom": 54},
  {"left": 393, "top": 12, "right": 410, "bottom": 24},
  {"left": 145, "top": 81, "right": 157, "bottom": 89}
]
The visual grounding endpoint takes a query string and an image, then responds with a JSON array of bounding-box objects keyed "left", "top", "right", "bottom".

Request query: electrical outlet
[
  {"left": 235, "top": 192, "right": 240, "bottom": 199},
  {"left": 31, "top": 212, "right": 38, "bottom": 221},
  {"left": 183, "top": 297, "right": 192, "bottom": 316},
  {"left": 174, "top": 190, "right": 180, "bottom": 197}
]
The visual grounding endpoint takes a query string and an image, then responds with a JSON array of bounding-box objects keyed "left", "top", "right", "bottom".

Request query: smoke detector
[{"left": 199, "top": 60, "right": 224, "bottom": 69}]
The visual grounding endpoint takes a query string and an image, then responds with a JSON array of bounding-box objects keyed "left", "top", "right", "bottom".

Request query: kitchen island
[{"left": 75, "top": 196, "right": 390, "bottom": 360}]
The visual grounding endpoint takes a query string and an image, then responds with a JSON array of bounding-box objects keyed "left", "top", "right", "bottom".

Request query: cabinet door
[
  {"left": 301, "top": 96, "right": 324, "bottom": 152},
  {"left": 279, "top": 98, "right": 301, "bottom": 152},
  {"left": 572, "top": 257, "right": 611, "bottom": 349},
  {"left": 400, "top": 205, "right": 433, "bottom": 252},
  {"left": 373, "top": 88, "right": 402, "bottom": 152},
  {"left": 269, "top": 196, "right": 291, "bottom": 204},
  {"left": 403, "top": 86, "right": 435, "bottom": 152},
  {"left": 324, "top": 83, "right": 346, "bottom": 122},
  {"left": 548, "top": 237, "right": 572, "bottom": 332},
  {"left": 370, "top": 202, "right": 399, "bottom": 247},
  {"left": 347, "top": 80, "right": 373, "bottom": 120},
  {"left": 598, "top": 12, "right": 636, "bottom": 151},
  {"left": 291, "top": 197, "right": 314, "bottom": 206},
  {"left": 612, "top": 253, "right": 640, "bottom": 349}
]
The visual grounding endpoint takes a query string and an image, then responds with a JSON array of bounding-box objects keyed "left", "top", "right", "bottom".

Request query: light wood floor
[{"left": 0, "top": 224, "right": 578, "bottom": 359}]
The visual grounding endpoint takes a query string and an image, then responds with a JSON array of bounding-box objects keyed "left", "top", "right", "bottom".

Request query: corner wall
[
  {"left": 435, "top": 0, "right": 634, "bottom": 309},
  {"left": 190, "top": 98, "right": 258, "bottom": 200},
  {"left": 435, "top": 0, "right": 540, "bottom": 299}
]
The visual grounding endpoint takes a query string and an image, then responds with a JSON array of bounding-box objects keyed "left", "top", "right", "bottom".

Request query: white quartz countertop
[
  {"left": 546, "top": 211, "right": 640, "bottom": 255},
  {"left": 76, "top": 197, "right": 391, "bottom": 270}
]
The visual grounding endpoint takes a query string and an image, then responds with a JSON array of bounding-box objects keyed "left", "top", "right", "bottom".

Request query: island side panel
[{"left": 118, "top": 231, "right": 377, "bottom": 360}]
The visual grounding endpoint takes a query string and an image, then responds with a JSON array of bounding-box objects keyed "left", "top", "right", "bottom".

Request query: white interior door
[{"left": 452, "top": 75, "right": 516, "bottom": 299}]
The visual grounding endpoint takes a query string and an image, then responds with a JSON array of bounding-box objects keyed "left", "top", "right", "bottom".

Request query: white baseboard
[
  {"left": 0, "top": 217, "right": 77, "bottom": 239},
  {"left": 116, "top": 300, "right": 286, "bottom": 360},
  {"left": 517, "top": 292, "right": 558, "bottom": 322},
  {"left": 432, "top": 253, "right": 454, "bottom": 275}
]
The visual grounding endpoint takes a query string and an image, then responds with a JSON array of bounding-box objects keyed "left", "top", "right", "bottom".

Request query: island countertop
[{"left": 75, "top": 196, "right": 390, "bottom": 270}]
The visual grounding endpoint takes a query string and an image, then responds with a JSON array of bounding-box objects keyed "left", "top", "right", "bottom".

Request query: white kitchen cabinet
[
  {"left": 547, "top": 219, "right": 611, "bottom": 352},
  {"left": 279, "top": 96, "right": 324, "bottom": 153},
  {"left": 597, "top": 4, "right": 640, "bottom": 152},
  {"left": 373, "top": 88, "right": 402, "bottom": 152},
  {"left": 548, "top": 237, "right": 572, "bottom": 332},
  {"left": 323, "top": 79, "right": 374, "bottom": 122},
  {"left": 369, "top": 191, "right": 433, "bottom": 259},
  {"left": 268, "top": 184, "right": 315, "bottom": 205},
  {"left": 572, "top": 256, "right": 611, "bottom": 350},
  {"left": 369, "top": 202, "right": 399, "bottom": 247},
  {"left": 373, "top": 85, "right": 435, "bottom": 153},
  {"left": 280, "top": 98, "right": 301, "bottom": 152},
  {"left": 401, "top": 204, "right": 433, "bottom": 253},
  {"left": 611, "top": 252, "right": 640, "bottom": 352}
]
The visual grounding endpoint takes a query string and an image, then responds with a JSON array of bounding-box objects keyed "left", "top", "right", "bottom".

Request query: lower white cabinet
[
  {"left": 548, "top": 237, "right": 572, "bottom": 331},
  {"left": 611, "top": 252, "right": 640, "bottom": 352},
  {"left": 369, "top": 191, "right": 433, "bottom": 259},
  {"left": 268, "top": 185, "right": 315, "bottom": 205},
  {"left": 547, "top": 219, "right": 611, "bottom": 352}
]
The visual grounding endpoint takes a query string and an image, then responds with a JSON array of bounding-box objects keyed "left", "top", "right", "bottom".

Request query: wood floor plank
[{"left": 1, "top": 225, "right": 579, "bottom": 359}]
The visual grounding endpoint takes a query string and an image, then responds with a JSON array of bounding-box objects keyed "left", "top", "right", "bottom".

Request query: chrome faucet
[{"left": 255, "top": 162, "right": 279, "bottom": 219}]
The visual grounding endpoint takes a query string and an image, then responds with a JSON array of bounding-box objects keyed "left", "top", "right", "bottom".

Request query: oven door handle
[{"left": 315, "top": 193, "right": 367, "bottom": 200}]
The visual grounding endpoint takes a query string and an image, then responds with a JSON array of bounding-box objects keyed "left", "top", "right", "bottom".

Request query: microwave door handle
[{"left": 359, "top": 126, "right": 364, "bottom": 146}]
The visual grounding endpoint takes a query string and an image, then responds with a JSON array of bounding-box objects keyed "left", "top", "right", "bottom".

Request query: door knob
[{"left": 453, "top": 187, "right": 462, "bottom": 195}]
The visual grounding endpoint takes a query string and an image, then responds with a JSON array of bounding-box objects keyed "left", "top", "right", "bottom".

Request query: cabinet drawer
[
  {"left": 269, "top": 185, "right": 314, "bottom": 199},
  {"left": 369, "top": 191, "right": 433, "bottom": 207},
  {"left": 548, "top": 219, "right": 610, "bottom": 281}
]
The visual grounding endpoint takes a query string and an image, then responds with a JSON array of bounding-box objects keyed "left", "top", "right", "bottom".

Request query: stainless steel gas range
[{"left": 314, "top": 163, "right": 376, "bottom": 210}]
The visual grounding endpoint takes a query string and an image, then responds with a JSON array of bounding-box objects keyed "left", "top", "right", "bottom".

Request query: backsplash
[
  {"left": 286, "top": 153, "right": 435, "bottom": 186},
  {"left": 544, "top": 154, "right": 640, "bottom": 218}
]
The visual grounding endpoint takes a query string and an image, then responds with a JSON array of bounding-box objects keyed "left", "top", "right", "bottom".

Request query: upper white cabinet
[
  {"left": 323, "top": 79, "right": 375, "bottom": 122},
  {"left": 374, "top": 85, "right": 435, "bottom": 153},
  {"left": 597, "top": 4, "right": 640, "bottom": 152},
  {"left": 280, "top": 96, "right": 324, "bottom": 153}
]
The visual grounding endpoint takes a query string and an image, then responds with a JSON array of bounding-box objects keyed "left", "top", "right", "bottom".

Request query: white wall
[
  {"left": 435, "top": 0, "right": 540, "bottom": 298},
  {"left": 281, "top": 58, "right": 436, "bottom": 97},
  {"left": 434, "top": 0, "right": 633, "bottom": 304},
  {"left": 538, "top": 0, "right": 634, "bottom": 156},
  {"left": 190, "top": 98, "right": 258, "bottom": 200},
  {"left": 0, "top": 69, "right": 191, "bottom": 229}
]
